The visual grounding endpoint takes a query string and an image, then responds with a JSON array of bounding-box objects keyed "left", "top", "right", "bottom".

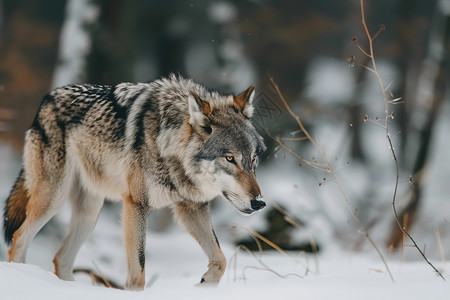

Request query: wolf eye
[{"left": 225, "top": 155, "right": 236, "bottom": 164}]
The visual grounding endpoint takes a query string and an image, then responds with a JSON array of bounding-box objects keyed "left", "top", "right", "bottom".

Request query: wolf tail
[{"left": 3, "top": 169, "right": 29, "bottom": 244}]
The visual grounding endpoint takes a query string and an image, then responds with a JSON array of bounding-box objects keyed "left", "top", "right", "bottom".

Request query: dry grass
[{"left": 230, "top": 225, "right": 309, "bottom": 281}]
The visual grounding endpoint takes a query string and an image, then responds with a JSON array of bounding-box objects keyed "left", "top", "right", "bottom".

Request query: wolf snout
[{"left": 250, "top": 197, "right": 266, "bottom": 211}]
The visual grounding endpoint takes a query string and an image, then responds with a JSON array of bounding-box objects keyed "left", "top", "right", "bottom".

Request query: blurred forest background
[{"left": 0, "top": 0, "right": 449, "bottom": 262}]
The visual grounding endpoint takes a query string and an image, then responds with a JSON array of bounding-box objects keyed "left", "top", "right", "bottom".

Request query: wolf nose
[{"left": 250, "top": 199, "right": 266, "bottom": 211}]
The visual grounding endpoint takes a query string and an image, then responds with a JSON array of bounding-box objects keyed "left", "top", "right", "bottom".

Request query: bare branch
[
  {"left": 352, "top": 37, "right": 372, "bottom": 58},
  {"left": 279, "top": 136, "right": 309, "bottom": 142},
  {"left": 268, "top": 76, "right": 395, "bottom": 282},
  {"left": 271, "top": 201, "right": 320, "bottom": 274},
  {"left": 73, "top": 268, "right": 123, "bottom": 289},
  {"left": 358, "top": 0, "right": 445, "bottom": 281},
  {"left": 372, "top": 24, "right": 386, "bottom": 41}
]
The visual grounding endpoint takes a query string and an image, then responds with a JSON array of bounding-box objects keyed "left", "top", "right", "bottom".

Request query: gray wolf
[{"left": 3, "top": 75, "right": 266, "bottom": 290}]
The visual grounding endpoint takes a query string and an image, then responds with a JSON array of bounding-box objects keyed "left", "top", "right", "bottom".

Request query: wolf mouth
[{"left": 222, "top": 191, "right": 254, "bottom": 215}]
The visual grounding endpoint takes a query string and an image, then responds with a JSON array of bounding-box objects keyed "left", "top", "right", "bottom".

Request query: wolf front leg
[
  {"left": 174, "top": 201, "right": 226, "bottom": 285},
  {"left": 122, "top": 192, "right": 150, "bottom": 291}
]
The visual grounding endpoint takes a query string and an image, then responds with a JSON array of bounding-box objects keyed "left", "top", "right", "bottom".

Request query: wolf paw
[
  {"left": 196, "top": 277, "right": 219, "bottom": 288},
  {"left": 196, "top": 260, "right": 225, "bottom": 287}
]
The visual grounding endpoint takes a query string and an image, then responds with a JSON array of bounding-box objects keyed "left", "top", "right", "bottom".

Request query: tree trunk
[{"left": 0, "top": 0, "right": 66, "bottom": 150}]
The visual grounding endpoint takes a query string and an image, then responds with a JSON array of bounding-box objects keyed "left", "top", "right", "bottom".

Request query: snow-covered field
[{"left": 1, "top": 231, "right": 448, "bottom": 300}]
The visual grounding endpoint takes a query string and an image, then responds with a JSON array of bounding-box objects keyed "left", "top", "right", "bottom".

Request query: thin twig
[
  {"left": 73, "top": 268, "right": 123, "bottom": 289},
  {"left": 352, "top": 37, "right": 372, "bottom": 58},
  {"left": 265, "top": 129, "right": 329, "bottom": 173},
  {"left": 269, "top": 77, "right": 394, "bottom": 282},
  {"left": 434, "top": 227, "right": 446, "bottom": 269},
  {"left": 271, "top": 201, "right": 320, "bottom": 274},
  {"left": 367, "top": 118, "right": 387, "bottom": 129},
  {"left": 230, "top": 245, "right": 303, "bottom": 281},
  {"left": 233, "top": 225, "right": 307, "bottom": 269},
  {"left": 371, "top": 24, "right": 386, "bottom": 41},
  {"left": 279, "top": 136, "right": 309, "bottom": 141},
  {"left": 359, "top": 0, "right": 445, "bottom": 281},
  {"left": 384, "top": 78, "right": 395, "bottom": 92}
]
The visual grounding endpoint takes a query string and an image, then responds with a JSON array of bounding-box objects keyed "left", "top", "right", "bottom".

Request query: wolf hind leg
[
  {"left": 9, "top": 183, "right": 66, "bottom": 263},
  {"left": 53, "top": 181, "right": 104, "bottom": 281},
  {"left": 174, "top": 201, "right": 226, "bottom": 286},
  {"left": 9, "top": 124, "right": 67, "bottom": 262}
]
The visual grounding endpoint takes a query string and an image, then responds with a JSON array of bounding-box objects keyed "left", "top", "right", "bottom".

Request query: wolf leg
[
  {"left": 122, "top": 192, "right": 150, "bottom": 291},
  {"left": 53, "top": 182, "right": 104, "bottom": 280},
  {"left": 9, "top": 124, "right": 68, "bottom": 262},
  {"left": 174, "top": 201, "right": 226, "bottom": 285},
  {"left": 9, "top": 184, "right": 66, "bottom": 263}
]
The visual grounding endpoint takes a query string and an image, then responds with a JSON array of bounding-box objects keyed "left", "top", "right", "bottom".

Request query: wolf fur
[{"left": 3, "top": 75, "right": 266, "bottom": 290}]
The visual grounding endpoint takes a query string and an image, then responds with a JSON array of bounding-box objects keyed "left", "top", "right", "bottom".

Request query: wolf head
[{"left": 189, "top": 86, "right": 267, "bottom": 215}]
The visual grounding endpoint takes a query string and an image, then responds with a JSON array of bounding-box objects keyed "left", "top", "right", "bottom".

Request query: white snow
[{"left": 1, "top": 233, "right": 448, "bottom": 300}]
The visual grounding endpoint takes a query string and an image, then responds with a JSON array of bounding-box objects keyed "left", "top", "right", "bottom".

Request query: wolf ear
[
  {"left": 188, "top": 91, "right": 212, "bottom": 128},
  {"left": 234, "top": 85, "right": 255, "bottom": 118}
]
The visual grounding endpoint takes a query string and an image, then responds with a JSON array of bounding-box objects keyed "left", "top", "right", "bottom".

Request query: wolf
[{"left": 2, "top": 75, "right": 266, "bottom": 290}]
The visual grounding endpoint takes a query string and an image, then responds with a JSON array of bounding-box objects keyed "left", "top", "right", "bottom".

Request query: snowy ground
[
  {"left": 1, "top": 230, "right": 448, "bottom": 300},
  {"left": 0, "top": 193, "right": 448, "bottom": 300}
]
